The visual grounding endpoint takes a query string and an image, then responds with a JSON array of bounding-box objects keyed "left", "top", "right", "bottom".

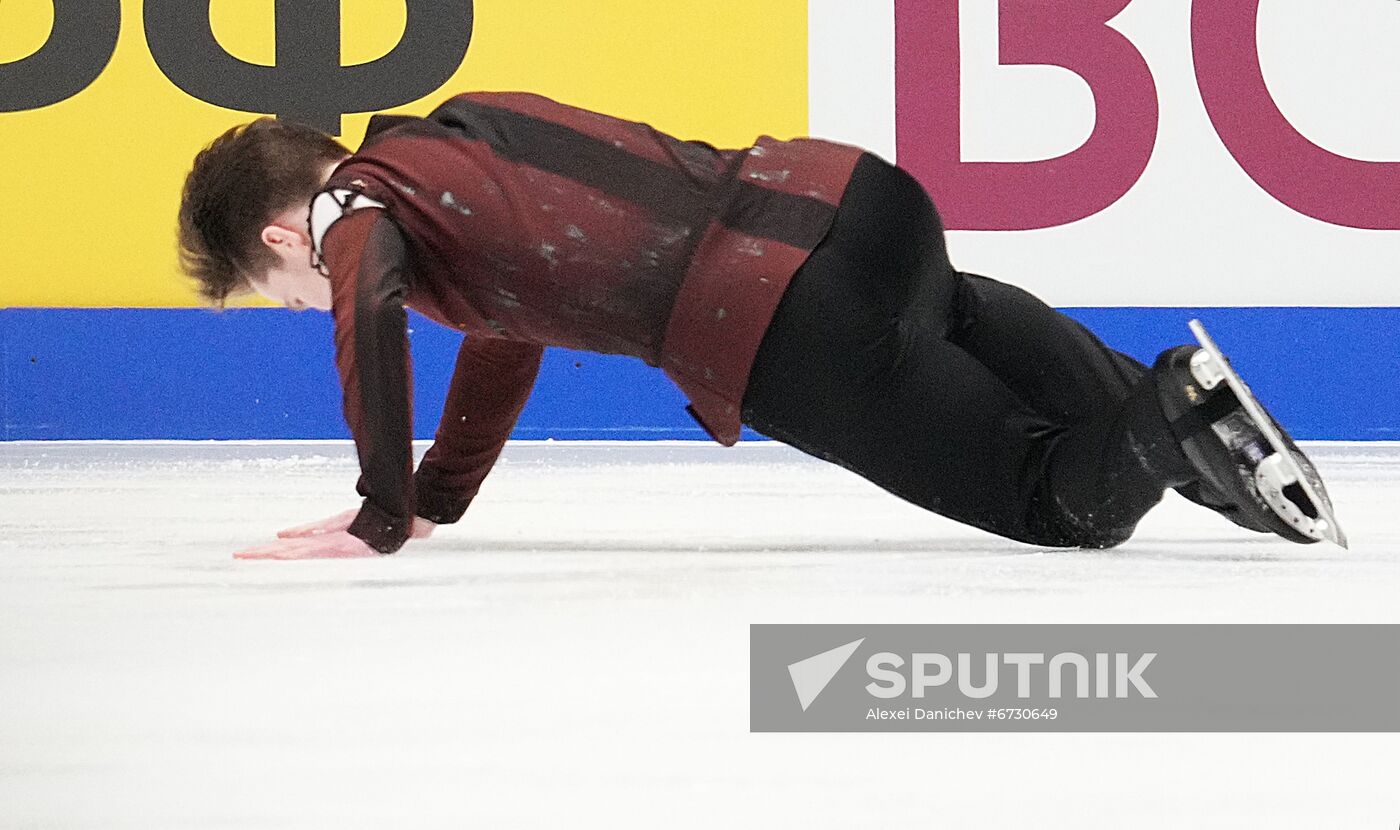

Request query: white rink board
[
  {"left": 808, "top": 0, "right": 1400, "bottom": 307},
  {"left": 1, "top": 441, "right": 1398, "bottom": 828}
]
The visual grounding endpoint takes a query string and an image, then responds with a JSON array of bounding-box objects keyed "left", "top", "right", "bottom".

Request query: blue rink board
[{"left": 0, "top": 307, "right": 1396, "bottom": 441}]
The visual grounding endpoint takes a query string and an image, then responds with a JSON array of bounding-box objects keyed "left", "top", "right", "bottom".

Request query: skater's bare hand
[
  {"left": 278, "top": 509, "right": 436, "bottom": 540},
  {"left": 277, "top": 508, "right": 359, "bottom": 538},
  {"left": 234, "top": 531, "right": 378, "bottom": 560}
]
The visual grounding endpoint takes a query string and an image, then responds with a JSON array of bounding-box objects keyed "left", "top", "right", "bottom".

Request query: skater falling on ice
[{"left": 176, "top": 92, "right": 1344, "bottom": 559}]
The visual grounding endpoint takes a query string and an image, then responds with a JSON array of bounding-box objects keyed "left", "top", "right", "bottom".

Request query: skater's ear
[
  {"left": 259, "top": 221, "right": 310, "bottom": 261},
  {"left": 260, "top": 224, "right": 297, "bottom": 249}
]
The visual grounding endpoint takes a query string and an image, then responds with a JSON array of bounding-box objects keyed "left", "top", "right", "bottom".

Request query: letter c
[{"left": 1193, "top": 0, "right": 1400, "bottom": 229}]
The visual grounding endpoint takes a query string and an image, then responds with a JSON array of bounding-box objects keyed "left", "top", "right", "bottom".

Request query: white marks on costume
[
  {"left": 737, "top": 239, "right": 767, "bottom": 258},
  {"left": 586, "top": 194, "right": 622, "bottom": 216},
  {"left": 657, "top": 226, "right": 692, "bottom": 247},
  {"left": 440, "top": 191, "right": 473, "bottom": 216},
  {"left": 565, "top": 224, "right": 589, "bottom": 243},
  {"left": 493, "top": 287, "right": 522, "bottom": 309},
  {"left": 747, "top": 169, "right": 791, "bottom": 184},
  {"left": 538, "top": 242, "right": 560, "bottom": 269},
  {"left": 389, "top": 179, "right": 417, "bottom": 196}
]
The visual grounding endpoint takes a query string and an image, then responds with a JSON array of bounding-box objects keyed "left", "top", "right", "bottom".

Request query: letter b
[{"left": 895, "top": 0, "right": 1159, "bottom": 230}]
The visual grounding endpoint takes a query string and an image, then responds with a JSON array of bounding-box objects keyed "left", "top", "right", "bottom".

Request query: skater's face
[{"left": 253, "top": 208, "right": 332, "bottom": 312}]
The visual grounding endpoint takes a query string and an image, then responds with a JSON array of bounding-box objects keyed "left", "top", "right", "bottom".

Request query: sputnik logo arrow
[{"left": 788, "top": 638, "right": 865, "bottom": 712}]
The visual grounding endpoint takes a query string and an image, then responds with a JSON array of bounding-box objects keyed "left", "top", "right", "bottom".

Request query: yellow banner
[{"left": 0, "top": 0, "right": 808, "bottom": 307}]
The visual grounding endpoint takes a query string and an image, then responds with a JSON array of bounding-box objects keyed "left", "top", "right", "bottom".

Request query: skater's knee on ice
[
  {"left": 1072, "top": 528, "right": 1134, "bottom": 550},
  {"left": 1024, "top": 525, "right": 1133, "bottom": 551},
  {"left": 1023, "top": 503, "right": 1137, "bottom": 550}
]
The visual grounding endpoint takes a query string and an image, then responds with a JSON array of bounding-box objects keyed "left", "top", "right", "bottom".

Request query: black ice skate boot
[{"left": 1150, "top": 321, "right": 1347, "bottom": 548}]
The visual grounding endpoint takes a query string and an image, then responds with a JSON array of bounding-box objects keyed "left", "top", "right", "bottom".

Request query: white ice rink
[{"left": 2, "top": 440, "right": 1398, "bottom": 828}]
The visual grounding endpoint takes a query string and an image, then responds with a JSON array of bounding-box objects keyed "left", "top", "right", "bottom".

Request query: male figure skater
[{"left": 177, "top": 91, "right": 1341, "bottom": 559}]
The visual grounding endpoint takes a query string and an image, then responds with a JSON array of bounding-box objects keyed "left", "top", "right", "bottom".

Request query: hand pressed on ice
[
  {"left": 276, "top": 508, "right": 436, "bottom": 540},
  {"left": 234, "top": 509, "right": 438, "bottom": 559},
  {"left": 234, "top": 531, "right": 379, "bottom": 560}
]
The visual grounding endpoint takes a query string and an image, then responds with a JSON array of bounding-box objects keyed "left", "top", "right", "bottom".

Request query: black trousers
[{"left": 741, "top": 154, "right": 1178, "bottom": 548}]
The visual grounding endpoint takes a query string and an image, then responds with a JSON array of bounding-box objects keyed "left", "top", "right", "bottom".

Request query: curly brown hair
[{"left": 177, "top": 119, "right": 348, "bottom": 305}]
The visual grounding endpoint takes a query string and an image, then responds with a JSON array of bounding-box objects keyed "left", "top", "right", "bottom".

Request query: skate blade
[
  {"left": 1188, "top": 320, "right": 1349, "bottom": 549},
  {"left": 1254, "top": 454, "right": 1348, "bottom": 548}
]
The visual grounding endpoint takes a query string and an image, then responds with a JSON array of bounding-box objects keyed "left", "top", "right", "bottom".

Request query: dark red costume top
[{"left": 315, "top": 92, "right": 863, "bottom": 552}]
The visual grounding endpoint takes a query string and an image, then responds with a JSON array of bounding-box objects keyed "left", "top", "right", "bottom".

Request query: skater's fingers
[
  {"left": 277, "top": 522, "right": 331, "bottom": 539},
  {"left": 234, "top": 546, "right": 287, "bottom": 560},
  {"left": 234, "top": 537, "right": 321, "bottom": 559},
  {"left": 235, "top": 532, "right": 378, "bottom": 561},
  {"left": 277, "top": 509, "right": 359, "bottom": 539},
  {"left": 234, "top": 549, "right": 283, "bottom": 560},
  {"left": 277, "top": 516, "right": 352, "bottom": 539}
]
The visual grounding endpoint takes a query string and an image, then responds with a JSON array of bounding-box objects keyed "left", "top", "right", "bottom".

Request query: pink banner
[{"left": 895, "top": 0, "right": 1399, "bottom": 231}]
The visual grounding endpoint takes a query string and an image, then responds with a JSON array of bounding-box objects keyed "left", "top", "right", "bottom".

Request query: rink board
[
  {"left": 1, "top": 306, "right": 1395, "bottom": 441},
  {"left": 5, "top": 3, "right": 1396, "bottom": 445}
]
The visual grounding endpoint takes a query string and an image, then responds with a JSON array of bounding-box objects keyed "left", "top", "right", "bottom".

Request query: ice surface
[{"left": 1, "top": 441, "right": 1398, "bottom": 828}]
